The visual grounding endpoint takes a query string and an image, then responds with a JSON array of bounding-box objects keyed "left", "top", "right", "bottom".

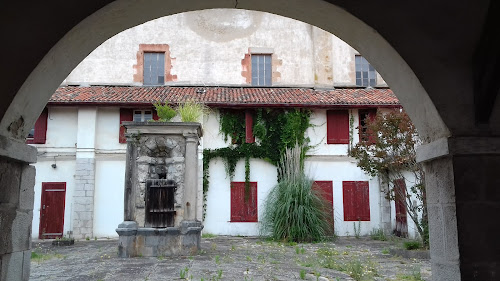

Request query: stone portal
[{"left": 116, "top": 122, "right": 202, "bottom": 257}]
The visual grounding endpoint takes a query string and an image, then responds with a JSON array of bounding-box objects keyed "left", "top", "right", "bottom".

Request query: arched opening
[{"left": 4, "top": 1, "right": 500, "bottom": 280}]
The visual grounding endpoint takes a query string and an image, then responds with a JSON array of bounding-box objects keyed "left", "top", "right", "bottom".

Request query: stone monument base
[{"left": 116, "top": 221, "right": 203, "bottom": 257}]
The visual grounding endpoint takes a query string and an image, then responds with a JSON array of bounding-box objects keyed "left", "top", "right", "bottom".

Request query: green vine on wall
[{"left": 202, "top": 108, "right": 312, "bottom": 218}]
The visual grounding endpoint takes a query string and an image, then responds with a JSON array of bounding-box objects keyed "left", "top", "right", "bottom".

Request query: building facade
[{"left": 30, "top": 9, "right": 417, "bottom": 240}]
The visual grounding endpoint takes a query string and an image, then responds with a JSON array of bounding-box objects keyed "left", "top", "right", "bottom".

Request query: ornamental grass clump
[
  {"left": 177, "top": 100, "right": 207, "bottom": 122},
  {"left": 261, "top": 144, "right": 329, "bottom": 242},
  {"left": 153, "top": 101, "right": 176, "bottom": 121}
]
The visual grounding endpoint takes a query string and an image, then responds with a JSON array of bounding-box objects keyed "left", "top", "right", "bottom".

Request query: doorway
[{"left": 39, "top": 182, "right": 66, "bottom": 239}]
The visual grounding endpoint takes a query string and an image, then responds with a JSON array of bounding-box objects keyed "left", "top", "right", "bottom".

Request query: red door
[
  {"left": 312, "top": 181, "right": 334, "bottom": 233},
  {"left": 39, "top": 182, "right": 66, "bottom": 239},
  {"left": 394, "top": 179, "right": 408, "bottom": 237}
]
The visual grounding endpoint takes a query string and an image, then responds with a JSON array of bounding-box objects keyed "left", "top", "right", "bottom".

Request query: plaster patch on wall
[
  {"left": 133, "top": 44, "right": 177, "bottom": 84},
  {"left": 7, "top": 116, "right": 24, "bottom": 139},
  {"left": 185, "top": 9, "right": 262, "bottom": 42}
]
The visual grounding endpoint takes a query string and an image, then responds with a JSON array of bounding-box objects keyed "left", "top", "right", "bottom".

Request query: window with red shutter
[
  {"left": 230, "top": 182, "right": 258, "bottom": 222},
  {"left": 119, "top": 108, "right": 133, "bottom": 143},
  {"left": 26, "top": 108, "right": 48, "bottom": 144},
  {"left": 358, "top": 109, "right": 377, "bottom": 143},
  {"left": 342, "top": 181, "right": 370, "bottom": 221},
  {"left": 245, "top": 111, "right": 255, "bottom": 143},
  {"left": 326, "top": 110, "right": 349, "bottom": 144}
]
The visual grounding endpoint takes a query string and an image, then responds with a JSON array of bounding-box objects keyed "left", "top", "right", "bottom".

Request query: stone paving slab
[{"left": 30, "top": 236, "right": 431, "bottom": 280}]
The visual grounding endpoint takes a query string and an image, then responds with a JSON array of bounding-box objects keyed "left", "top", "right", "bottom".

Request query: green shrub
[
  {"left": 403, "top": 240, "right": 422, "bottom": 250},
  {"left": 153, "top": 101, "right": 176, "bottom": 121},
  {"left": 261, "top": 145, "right": 329, "bottom": 242},
  {"left": 177, "top": 100, "right": 206, "bottom": 122}
]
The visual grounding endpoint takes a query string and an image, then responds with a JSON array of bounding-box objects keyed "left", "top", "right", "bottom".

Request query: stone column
[
  {"left": 183, "top": 133, "right": 199, "bottom": 221},
  {"left": 0, "top": 135, "right": 37, "bottom": 281},
  {"left": 72, "top": 108, "right": 97, "bottom": 239},
  {"left": 417, "top": 137, "right": 500, "bottom": 280}
]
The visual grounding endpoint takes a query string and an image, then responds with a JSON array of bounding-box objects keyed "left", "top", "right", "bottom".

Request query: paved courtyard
[{"left": 30, "top": 236, "right": 431, "bottom": 281}]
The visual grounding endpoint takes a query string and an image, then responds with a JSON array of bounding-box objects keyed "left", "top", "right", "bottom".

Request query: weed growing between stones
[
  {"left": 353, "top": 220, "right": 361, "bottom": 239},
  {"left": 370, "top": 228, "right": 388, "bottom": 241},
  {"left": 179, "top": 267, "right": 189, "bottom": 279},
  {"left": 201, "top": 232, "right": 217, "bottom": 238},
  {"left": 299, "top": 269, "right": 306, "bottom": 279},
  {"left": 403, "top": 240, "right": 422, "bottom": 250},
  {"left": 30, "top": 245, "right": 64, "bottom": 263}
]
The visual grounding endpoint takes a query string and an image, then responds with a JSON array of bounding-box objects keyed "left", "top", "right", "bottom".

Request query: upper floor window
[
  {"left": 143, "top": 52, "right": 165, "bottom": 85},
  {"left": 26, "top": 108, "right": 48, "bottom": 144},
  {"left": 355, "top": 55, "right": 376, "bottom": 87},
  {"left": 251, "top": 54, "right": 272, "bottom": 86},
  {"left": 326, "top": 110, "right": 349, "bottom": 144},
  {"left": 359, "top": 109, "right": 377, "bottom": 143},
  {"left": 133, "top": 110, "right": 153, "bottom": 122}
]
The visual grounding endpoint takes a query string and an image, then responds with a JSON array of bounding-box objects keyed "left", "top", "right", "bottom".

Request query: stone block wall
[
  {"left": 72, "top": 158, "right": 96, "bottom": 239},
  {"left": 0, "top": 158, "right": 35, "bottom": 281}
]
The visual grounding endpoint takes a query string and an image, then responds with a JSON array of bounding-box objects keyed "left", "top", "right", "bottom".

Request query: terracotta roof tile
[{"left": 49, "top": 86, "right": 400, "bottom": 107}]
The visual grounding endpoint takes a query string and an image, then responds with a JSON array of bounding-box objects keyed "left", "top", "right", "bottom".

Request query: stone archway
[{"left": 3, "top": 1, "right": 500, "bottom": 280}]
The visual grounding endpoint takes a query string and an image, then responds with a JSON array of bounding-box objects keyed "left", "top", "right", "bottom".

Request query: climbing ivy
[{"left": 202, "top": 108, "right": 311, "bottom": 218}]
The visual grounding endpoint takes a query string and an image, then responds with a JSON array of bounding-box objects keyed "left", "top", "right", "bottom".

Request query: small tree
[{"left": 349, "top": 110, "right": 428, "bottom": 246}]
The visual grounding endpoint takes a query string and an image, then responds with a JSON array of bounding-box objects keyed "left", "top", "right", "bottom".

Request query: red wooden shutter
[
  {"left": 245, "top": 111, "right": 255, "bottom": 143},
  {"left": 356, "top": 181, "right": 370, "bottom": 221},
  {"left": 327, "top": 110, "right": 349, "bottom": 144},
  {"left": 119, "top": 108, "right": 133, "bottom": 143},
  {"left": 343, "top": 181, "right": 370, "bottom": 221},
  {"left": 343, "top": 181, "right": 356, "bottom": 221},
  {"left": 152, "top": 107, "right": 159, "bottom": 121},
  {"left": 394, "top": 178, "right": 408, "bottom": 237},
  {"left": 313, "top": 181, "right": 334, "bottom": 232},
  {"left": 29, "top": 108, "right": 48, "bottom": 144},
  {"left": 230, "top": 182, "right": 258, "bottom": 222}
]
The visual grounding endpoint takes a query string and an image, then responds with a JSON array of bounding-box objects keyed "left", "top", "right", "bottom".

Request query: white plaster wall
[
  {"left": 305, "top": 158, "right": 381, "bottom": 236},
  {"left": 203, "top": 158, "right": 277, "bottom": 236},
  {"left": 201, "top": 108, "right": 387, "bottom": 236},
  {"left": 44, "top": 107, "right": 78, "bottom": 149},
  {"left": 32, "top": 159, "right": 76, "bottom": 239},
  {"left": 63, "top": 9, "right": 381, "bottom": 87},
  {"left": 202, "top": 110, "right": 231, "bottom": 149},
  {"left": 95, "top": 107, "right": 125, "bottom": 151},
  {"left": 307, "top": 109, "right": 360, "bottom": 156},
  {"left": 93, "top": 158, "right": 125, "bottom": 237}
]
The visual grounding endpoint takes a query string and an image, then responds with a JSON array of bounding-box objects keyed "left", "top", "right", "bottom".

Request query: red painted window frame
[
  {"left": 358, "top": 109, "right": 377, "bottom": 143},
  {"left": 26, "top": 108, "right": 48, "bottom": 144},
  {"left": 326, "top": 110, "right": 349, "bottom": 144},
  {"left": 230, "top": 182, "right": 258, "bottom": 222},
  {"left": 342, "top": 181, "right": 370, "bottom": 221}
]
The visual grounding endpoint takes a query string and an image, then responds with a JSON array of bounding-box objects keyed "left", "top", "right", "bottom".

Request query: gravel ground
[{"left": 30, "top": 236, "right": 431, "bottom": 281}]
